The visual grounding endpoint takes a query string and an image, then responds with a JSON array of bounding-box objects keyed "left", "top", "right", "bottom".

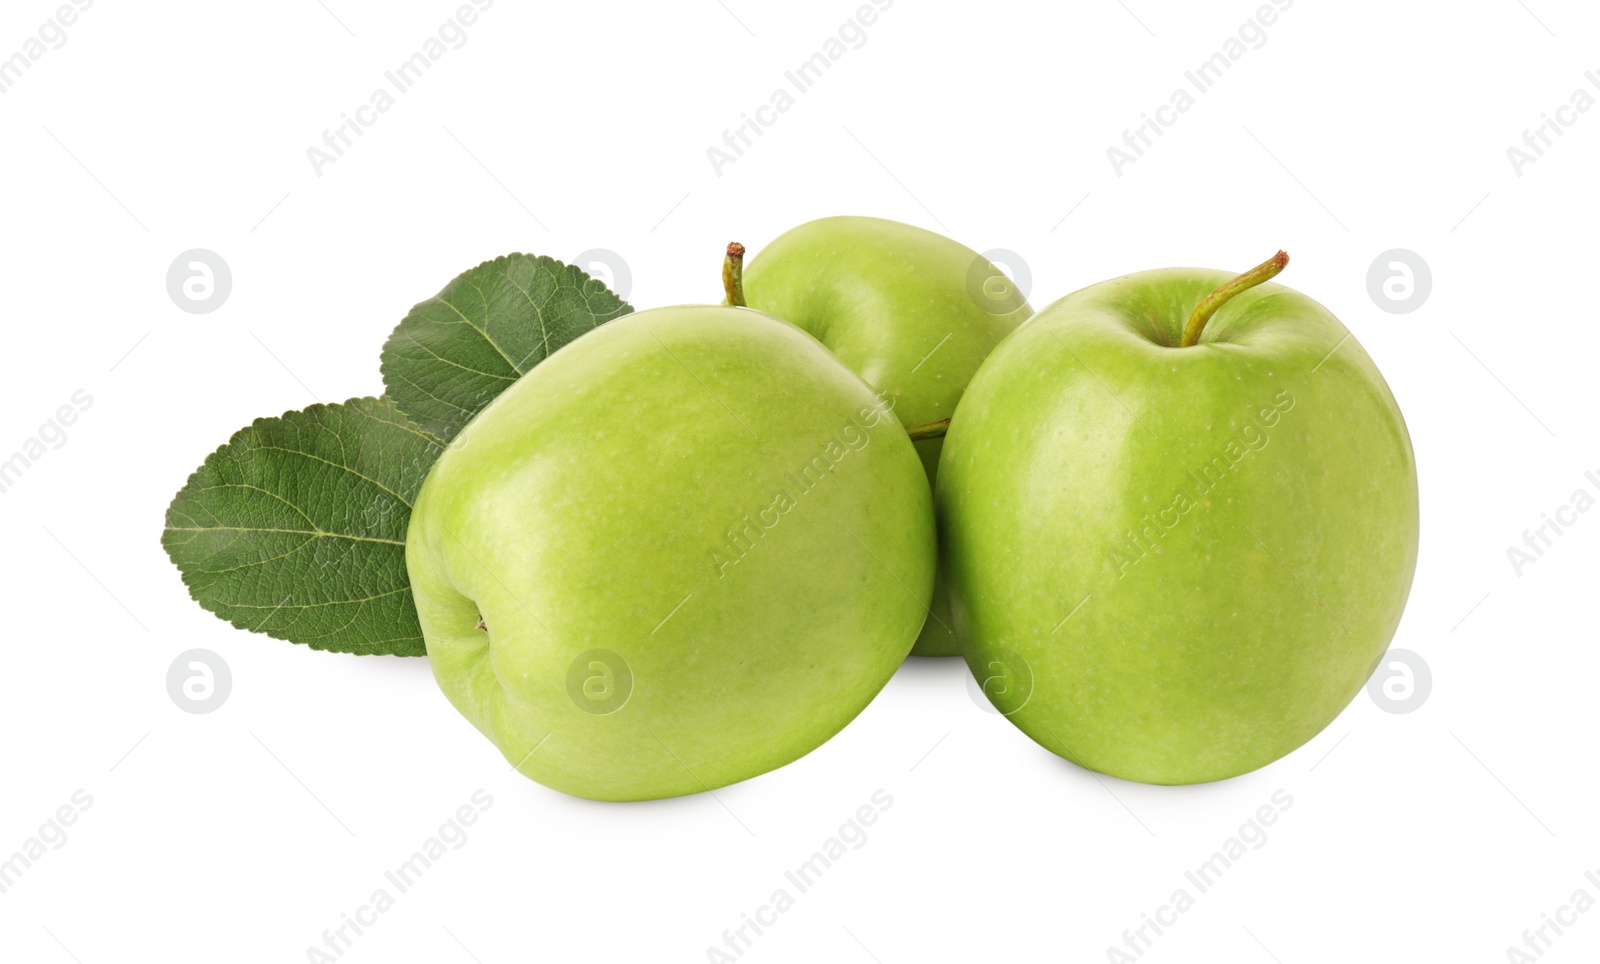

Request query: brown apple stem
[
  {"left": 907, "top": 417, "right": 951, "bottom": 441},
  {"left": 1180, "top": 250, "right": 1289, "bottom": 347},
  {"left": 723, "top": 242, "right": 746, "bottom": 307}
]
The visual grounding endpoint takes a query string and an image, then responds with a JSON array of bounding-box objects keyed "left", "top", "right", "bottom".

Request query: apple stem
[
  {"left": 907, "top": 417, "right": 950, "bottom": 442},
  {"left": 723, "top": 242, "right": 747, "bottom": 307},
  {"left": 1179, "top": 250, "right": 1289, "bottom": 347}
]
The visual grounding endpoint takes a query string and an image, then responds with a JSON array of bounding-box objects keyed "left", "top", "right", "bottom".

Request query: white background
[{"left": 1, "top": 0, "right": 1595, "bottom": 961}]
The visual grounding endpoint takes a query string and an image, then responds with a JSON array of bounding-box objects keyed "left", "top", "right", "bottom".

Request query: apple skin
[
  {"left": 938, "top": 268, "right": 1419, "bottom": 784},
  {"left": 742, "top": 216, "right": 1032, "bottom": 656},
  {"left": 406, "top": 305, "right": 935, "bottom": 801}
]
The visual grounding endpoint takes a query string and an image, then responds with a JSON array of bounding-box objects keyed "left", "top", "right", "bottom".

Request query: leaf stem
[
  {"left": 1180, "top": 250, "right": 1289, "bottom": 347},
  {"left": 723, "top": 242, "right": 746, "bottom": 307}
]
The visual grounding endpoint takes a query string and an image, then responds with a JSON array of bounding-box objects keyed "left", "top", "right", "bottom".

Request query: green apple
[
  {"left": 737, "top": 216, "right": 1033, "bottom": 656},
  {"left": 939, "top": 253, "right": 1419, "bottom": 784},
  {"left": 405, "top": 304, "right": 935, "bottom": 801}
]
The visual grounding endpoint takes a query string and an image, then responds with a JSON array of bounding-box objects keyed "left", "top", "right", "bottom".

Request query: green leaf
[
  {"left": 162, "top": 396, "right": 443, "bottom": 656},
  {"left": 380, "top": 253, "right": 633, "bottom": 442},
  {"left": 165, "top": 253, "right": 629, "bottom": 656}
]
